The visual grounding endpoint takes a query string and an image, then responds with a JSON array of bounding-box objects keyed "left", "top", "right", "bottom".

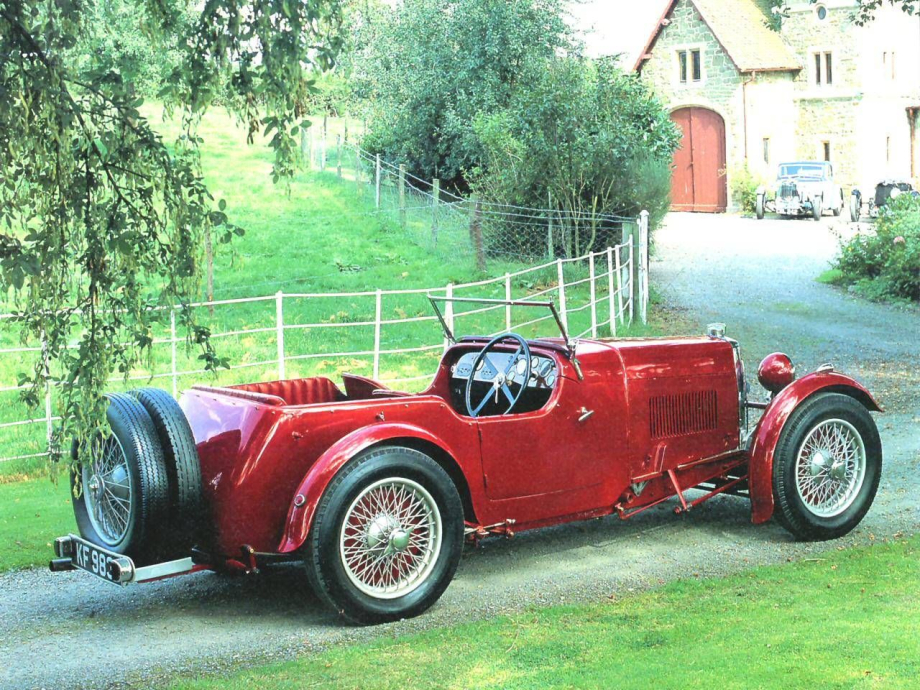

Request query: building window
[
  {"left": 763, "top": 137, "right": 771, "bottom": 165},
  {"left": 677, "top": 49, "right": 702, "bottom": 84},
  {"left": 823, "top": 141, "right": 832, "bottom": 162},
  {"left": 814, "top": 51, "right": 833, "bottom": 86}
]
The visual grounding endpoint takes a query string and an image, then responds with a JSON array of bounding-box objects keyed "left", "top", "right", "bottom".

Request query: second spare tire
[{"left": 133, "top": 388, "right": 203, "bottom": 556}]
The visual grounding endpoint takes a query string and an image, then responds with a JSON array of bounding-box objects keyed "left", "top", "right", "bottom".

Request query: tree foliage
[
  {"left": 353, "top": 0, "right": 577, "bottom": 190},
  {"left": 0, "top": 0, "right": 342, "bottom": 458},
  {"left": 472, "top": 58, "right": 680, "bottom": 254},
  {"left": 854, "top": 0, "right": 919, "bottom": 24}
]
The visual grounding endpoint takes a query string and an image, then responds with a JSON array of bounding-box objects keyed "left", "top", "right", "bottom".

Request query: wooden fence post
[
  {"left": 432, "top": 178, "right": 440, "bottom": 248},
  {"left": 469, "top": 195, "right": 485, "bottom": 271},
  {"left": 375, "top": 154, "right": 381, "bottom": 208},
  {"left": 589, "top": 251, "right": 597, "bottom": 339},
  {"left": 606, "top": 247, "right": 617, "bottom": 338},
  {"left": 505, "top": 273, "right": 512, "bottom": 331},
  {"left": 547, "top": 190, "right": 554, "bottom": 259},
  {"left": 373, "top": 289, "right": 382, "bottom": 380},
  {"left": 399, "top": 164, "right": 407, "bottom": 228},
  {"left": 557, "top": 259, "right": 568, "bottom": 331},
  {"left": 320, "top": 119, "right": 327, "bottom": 171},
  {"left": 355, "top": 146, "right": 361, "bottom": 195},
  {"left": 276, "top": 291, "right": 285, "bottom": 380},
  {"left": 336, "top": 135, "right": 342, "bottom": 178},
  {"left": 639, "top": 210, "right": 649, "bottom": 324}
]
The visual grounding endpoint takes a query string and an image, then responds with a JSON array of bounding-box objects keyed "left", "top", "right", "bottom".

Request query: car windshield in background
[{"left": 779, "top": 164, "right": 825, "bottom": 178}]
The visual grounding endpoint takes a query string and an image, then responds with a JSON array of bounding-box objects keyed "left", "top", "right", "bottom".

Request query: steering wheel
[{"left": 465, "top": 333, "right": 532, "bottom": 418}]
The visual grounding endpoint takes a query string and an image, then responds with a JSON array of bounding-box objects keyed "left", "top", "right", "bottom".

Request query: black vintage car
[{"left": 849, "top": 180, "right": 919, "bottom": 221}]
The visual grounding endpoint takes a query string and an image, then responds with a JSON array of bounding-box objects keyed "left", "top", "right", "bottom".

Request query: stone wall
[{"left": 794, "top": 97, "right": 861, "bottom": 192}]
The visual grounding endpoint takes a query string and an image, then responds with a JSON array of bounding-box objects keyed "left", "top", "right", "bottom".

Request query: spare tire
[
  {"left": 133, "top": 388, "right": 203, "bottom": 556},
  {"left": 71, "top": 393, "right": 169, "bottom": 564}
]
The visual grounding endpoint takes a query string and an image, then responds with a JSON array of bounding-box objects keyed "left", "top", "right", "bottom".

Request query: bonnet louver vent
[{"left": 650, "top": 390, "right": 718, "bottom": 440}]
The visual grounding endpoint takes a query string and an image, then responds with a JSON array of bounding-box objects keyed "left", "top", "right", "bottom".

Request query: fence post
[
  {"left": 320, "top": 120, "right": 327, "bottom": 171},
  {"left": 336, "top": 135, "right": 342, "bottom": 178},
  {"left": 276, "top": 291, "right": 286, "bottom": 380},
  {"left": 606, "top": 247, "right": 617, "bottom": 338},
  {"left": 399, "top": 164, "right": 407, "bottom": 228},
  {"left": 170, "top": 309, "right": 178, "bottom": 398},
  {"left": 375, "top": 154, "right": 381, "bottom": 208},
  {"left": 300, "top": 127, "right": 309, "bottom": 168},
  {"left": 355, "top": 146, "right": 361, "bottom": 195},
  {"left": 556, "top": 259, "right": 568, "bottom": 331},
  {"left": 431, "top": 178, "right": 440, "bottom": 248},
  {"left": 308, "top": 126, "right": 315, "bottom": 169},
  {"left": 505, "top": 273, "right": 512, "bottom": 332},
  {"left": 470, "top": 196, "right": 485, "bottom": 272},
  {"left": 444, "top": 283, "right": 454, "bottom": 351},
  {"left": 41, "top": 332, "right": 52, "bottom": 450},
  {"left": 614, "top": 245, "right": 624, "bottom": 327},
  {"left": 373, "top": 289, "right": 382, "bottom": 380},
  {"left": 547, "top": 190, "right": 554, "bottom": 259},
  {"left": 628, "top": 242, "right": 635, "bottom": 325},
  {"left": 589, "top": 252, "right": 597, "bottom": 339},
  {"left": 639, "top": 210, "right": 649, "bottom": 324}
]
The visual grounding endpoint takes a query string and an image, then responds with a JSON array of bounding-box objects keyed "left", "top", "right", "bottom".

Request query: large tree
[
  {"left": 855, "top": 0, "right": 919, "bottom": 23},
  {"left": 352, "top": 0, "right": 577, "bottom": 190},
  {"left": 0, "top": 0, "right": 342, "bottom": 455}
]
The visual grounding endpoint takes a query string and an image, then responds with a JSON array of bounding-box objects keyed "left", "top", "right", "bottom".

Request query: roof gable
[{"left": 634, "top": 0, "right": 801, "bottom": 73}]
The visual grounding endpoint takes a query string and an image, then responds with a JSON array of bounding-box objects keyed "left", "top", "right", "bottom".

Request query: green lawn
[
  {"left": 0, "top": 477, "right": 74, "bottom": 571},
  {"left": 170, "top": 536, "right": 920, "bottom": 690}
]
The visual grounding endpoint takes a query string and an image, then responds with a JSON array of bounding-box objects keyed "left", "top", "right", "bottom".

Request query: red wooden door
[{"left": 670, "top": 108, "right": 727, "bottom": 213}]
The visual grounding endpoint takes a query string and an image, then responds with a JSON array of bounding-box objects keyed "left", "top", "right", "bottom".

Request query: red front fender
[
  {"left": 748, "top": 371, "right": 882, "bottom": 524},
  {"left": 276, "top": 423, "right": 459, "bottom": 554}
]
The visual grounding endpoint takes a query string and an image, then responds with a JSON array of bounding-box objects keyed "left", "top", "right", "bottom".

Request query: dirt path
[{"left": 3, "top": 212, "right": 919, "bottom": 690}]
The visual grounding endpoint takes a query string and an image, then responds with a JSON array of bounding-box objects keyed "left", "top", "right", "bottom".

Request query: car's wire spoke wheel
[
  {"left": 794, "top": 419, "right": 866, "bottom": 518},
  {"left": 82, "top": 434, "right": 134, "bottom": 546},
  {"left": 339, "top": 477, "right": 442, "bottom": 599}
]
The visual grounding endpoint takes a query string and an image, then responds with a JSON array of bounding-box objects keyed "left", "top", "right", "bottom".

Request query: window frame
[
  {"left": 812, "top": 50, "right": 834, "bottom": 87},
  {"left": 675, "top": 44, "right": 705, "bottom": 86}
]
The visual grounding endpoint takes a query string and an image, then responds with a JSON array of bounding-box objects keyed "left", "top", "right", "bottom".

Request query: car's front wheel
[
  {"left": 812, "top": 196, "right": 823, "bottom": 221},
  {"left": 755, "top": 193, "right": 765, "bottom": 220},
  {"left": 304, "top": 446, "right": 464, "bottom": 624},
  {"left": 772, "top": 393, "right": 881, "bottom": 541},
  {"left": 832, "top": 191, "right": 844, "bottom": 216}
]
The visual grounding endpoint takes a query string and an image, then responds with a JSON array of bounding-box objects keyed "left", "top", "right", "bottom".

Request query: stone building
[{"left": 633, "top": 0, "right": 920, "bottom": 212}]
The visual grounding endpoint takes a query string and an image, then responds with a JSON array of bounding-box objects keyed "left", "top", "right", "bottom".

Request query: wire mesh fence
[
  {"left": 0, "top": 243, "right": 641, "bottom": 471},
  {"left": 304, "top": 126, "right": 640, "bottom": 266}
]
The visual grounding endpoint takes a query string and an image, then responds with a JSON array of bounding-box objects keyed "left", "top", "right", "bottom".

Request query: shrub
[
  {"left": 834, "top": 195, "right": 920, "bottom": 301},
  {"left": 729, "top": 164, "right": 768, "bottom": 215}
]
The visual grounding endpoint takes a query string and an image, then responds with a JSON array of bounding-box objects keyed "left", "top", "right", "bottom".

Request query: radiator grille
[
  {"left": 649, "top": 390, "right": 718, "bottom": 440},
  {"left": 779, "top": 182, "right": 798, "bottom": 199}
]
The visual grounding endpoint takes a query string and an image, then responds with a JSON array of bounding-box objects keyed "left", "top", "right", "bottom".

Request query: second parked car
[{"left": 756, "top": 161, "right": 844, "bottom": 221}]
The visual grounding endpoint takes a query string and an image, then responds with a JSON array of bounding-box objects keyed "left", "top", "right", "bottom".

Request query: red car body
[{"left": 179, "top": 334, "right": 880, "bottom": 566}]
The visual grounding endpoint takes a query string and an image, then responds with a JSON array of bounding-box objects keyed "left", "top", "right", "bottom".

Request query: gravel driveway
[{"left": 3, "top": 212, "right": 919, "bottom": 690}]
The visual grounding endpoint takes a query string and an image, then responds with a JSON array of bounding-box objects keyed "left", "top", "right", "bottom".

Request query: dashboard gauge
[
  {"left": 531, "top": 356, "right": 540, "bottom": 370},
  {"left": 545, "top": 372, "right": 556, "bottom": 388},
  {"left": 516, "top": 358, "right": 527, "bottom": 375},
  {"left": 539, "top": 360, "right": 553, "bottom": 376},
  {"left": 506, "top": 369, "right": 515, "bottom": 383},
  {"left": 475, "top": 359, "right": 484, "bottom": 372}
]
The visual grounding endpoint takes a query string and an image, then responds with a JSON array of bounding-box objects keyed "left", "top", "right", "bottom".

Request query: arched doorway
[{"left": 670, "top": 107, "right": 727, "bottom": 213}]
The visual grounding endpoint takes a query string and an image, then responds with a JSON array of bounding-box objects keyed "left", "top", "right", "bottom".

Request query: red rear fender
[
  {"left": 748, "top": 371, "right": 882, "bottom": 524},
  {"left": 276, "top": 423, "right": 461, "bottom": 553}
]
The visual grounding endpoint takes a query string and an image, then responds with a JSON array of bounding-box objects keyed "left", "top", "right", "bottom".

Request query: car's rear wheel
[
  {"left": 772, "top": 393, "right": 881, "bottom": 541},
  {"left": 812, "top": 196, "right": 823, "bottom": 221},
  {"left": 71, "top": 393, "right": 170, "bottom": 563},
  {"left": 755, "top": 193, "right": 765, "bottom": 220},
  {"left": 304, "top": 446, "right": 464, "bottom": 624},
  {"left": 133, "top": 388, "right": 203, "bottom": 556},
  {"left": 832, "top": 191, "right": 843, "bottom": 216},
  {"left": 850, "top": 194, "right": 861, "bottom": 222}
]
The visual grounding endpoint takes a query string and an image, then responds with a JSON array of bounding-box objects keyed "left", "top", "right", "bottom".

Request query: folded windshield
[{"left": 779, "top": 164, "right": 825, "bottom": 178}]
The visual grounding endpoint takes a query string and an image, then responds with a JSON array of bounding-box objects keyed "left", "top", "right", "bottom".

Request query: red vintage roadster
[{"left": 51, "top": 299, "right": 882, "bottom": 623}]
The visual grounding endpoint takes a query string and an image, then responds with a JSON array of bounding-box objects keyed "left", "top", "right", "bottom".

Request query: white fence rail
[{"left": 0, "top": 240, "right": 647, "bottom": 466}]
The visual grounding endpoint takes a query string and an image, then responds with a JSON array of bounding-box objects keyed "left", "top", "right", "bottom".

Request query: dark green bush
[
  {"left": 834, "top": 195, "right": 920, "bottom": 301},
  {"left": 729, "top": 164, "right": 767, "bottom": 216}
]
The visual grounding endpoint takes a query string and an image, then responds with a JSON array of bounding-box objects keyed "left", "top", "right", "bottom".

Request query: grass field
[{"left": 170, "top": 536, "right": 920, "bottom": 690}]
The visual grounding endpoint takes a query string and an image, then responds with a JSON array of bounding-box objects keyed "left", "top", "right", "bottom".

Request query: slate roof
[{"left": 634, "top": 0, "right": 802, "bottom": 73}]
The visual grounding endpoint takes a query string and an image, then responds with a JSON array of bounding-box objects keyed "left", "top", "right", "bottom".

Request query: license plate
[{"left": 71, "top": 537, "right": 129, "bottom": 584}]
